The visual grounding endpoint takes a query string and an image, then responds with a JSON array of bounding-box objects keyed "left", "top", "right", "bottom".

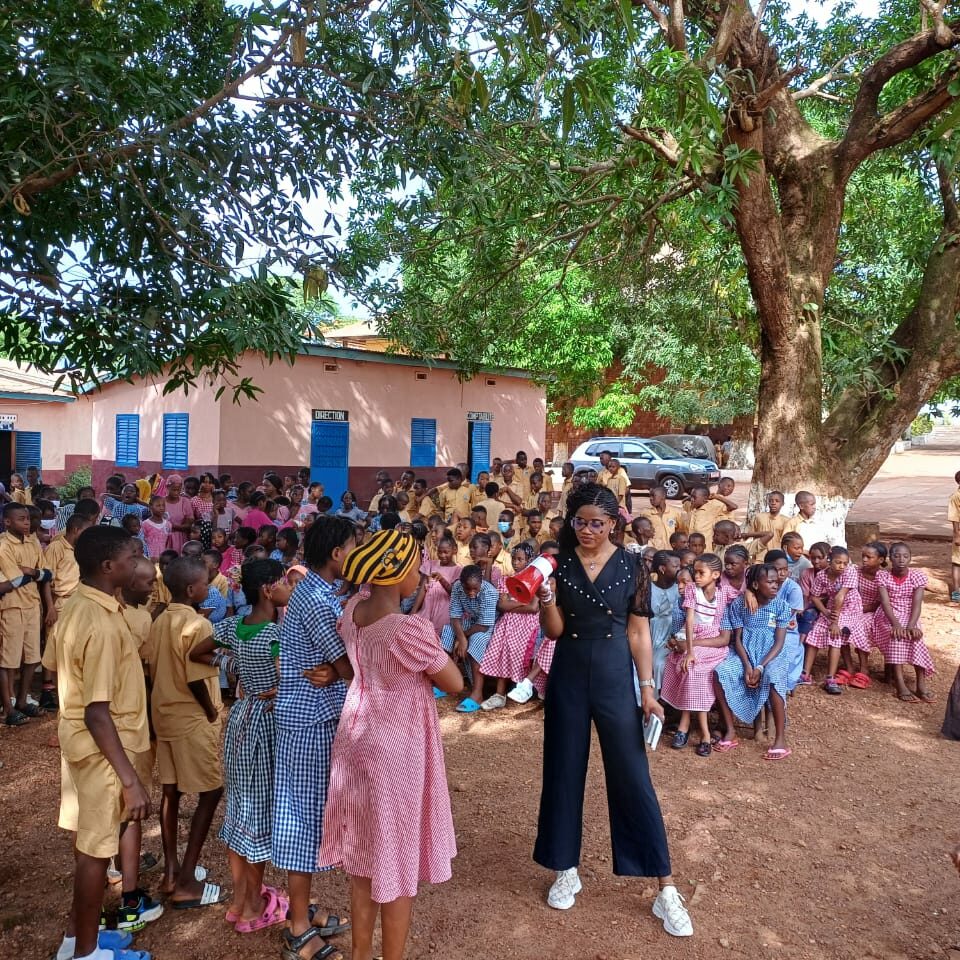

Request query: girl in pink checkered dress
[
  {"left": 661, "top": 553, "right": 730, "bottom": 756},
  {"left": 803, "top": 546, "right": 866, "bottom": 696},
  {"left": 875, "top": 542, "right": 935, "bottom": 703},
  {"left": 848, "top": 541, "right": 887, "bottom": 689}
]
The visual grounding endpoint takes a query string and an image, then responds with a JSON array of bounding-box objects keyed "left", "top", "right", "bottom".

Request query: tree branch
[
  {"left": 843, "top": 19, "right": 960, "bottom": 158},
  {"left": 633, "top": 0, "right": 669, "bottom": 36},
  {"left": 4, "top": 16, "right": 308, "bottom": 208},
  {"left": 668, "top": 0, "right": 687, "bottom": 55},
  {"left": 618, "top": 123, "right": 682, "bottom": 165},
  {"left": 793, "top": 51, "right": 861, "bottom": 101}
]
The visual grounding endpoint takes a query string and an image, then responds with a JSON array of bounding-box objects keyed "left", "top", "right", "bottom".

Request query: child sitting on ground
[
  {"left": 875, "top": 542, "right": 935, "bottom": 703},
  {"left": 479, "top": 542, "right": 541, "bottom": 710},
  {"left": 803, "top": 546, "right": 865, "bottom": 695},
  {"left": 440, "top": 565, "right": 499, "bottom": 713},
  {"left": 661, "top": 553, "right": 730, "bottom": 756},
  {"left": 713, "top": 562, "right": 793, "bottom": 760}
]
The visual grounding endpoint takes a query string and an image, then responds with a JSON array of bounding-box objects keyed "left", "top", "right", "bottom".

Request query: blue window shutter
[
  {"left": 115, "top": 414, "right": 140, "bottom": 467},
  {"left": 469, "top": 421, "right": 491, "bottom": 483},
  {"left": 410, "top": 418, "right": 437, "bottom": 468},
  {"left": 14, "top": 432, "right": 42, "bottom": 474},
  {"left": 161, "top": 414, "right": 189, "bottom": 471}
]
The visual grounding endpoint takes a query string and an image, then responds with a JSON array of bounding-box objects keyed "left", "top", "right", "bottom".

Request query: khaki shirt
[
  {"left": 437, "top": 483, "right": 474, "bottom": 520},
  {"left": 122, "top": 603, "right": 154, "bottom": 661},
  {"left": 0, "top": 532, "right": 42, "bottom": 609},
  {"left": 475, "top": 497, "right": 503, "bottom": 529},
  {"left": 46, "top": 585, "right": 148, "bottom": 761},
  {"left": 497, "top": 479, "right": 527, "bottom": 510},
  {"left": 749, "top": 512, "right": 790, "bottom": 551},
  {"left": 681, "top": 501, "right": 732, "bottom": 551},
  {"left": 46, "top": 535, "right": 80, "bottom": 603},
  {"left": 640, "top": 506, "right": 684, "bottom": 551},
  {"left": 146, "top": 603, "right": 219, "bottom": 741}
]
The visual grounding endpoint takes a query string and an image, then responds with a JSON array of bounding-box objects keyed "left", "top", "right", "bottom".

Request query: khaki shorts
[
  {"left": 59, "top": 748, "right": 155, "bottom": 857},
  {"left": 59, "top": 752, "right": 127, "bottom": 859},
  {"left": 156, "top": 721, "right": 222, "bottom": 794},
  {"left": 0, "top": 604, "right": 41, "bottom": 669}
]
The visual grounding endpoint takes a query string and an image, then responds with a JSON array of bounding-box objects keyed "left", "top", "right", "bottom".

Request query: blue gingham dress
[
  {"left": 272, "top": 572, "right": 347, "bottom": 873},
  {"left": 714, "top": 595, "right": 793, "bottom": 723},
  {"left": 440, "top": 580, "right": 498, "bottom": 663},
  {"left": 215, "top": 615, "right": 280, "bottom": 862}
]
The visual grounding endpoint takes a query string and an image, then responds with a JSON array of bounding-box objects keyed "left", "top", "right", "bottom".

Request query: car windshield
[{"left": 644, "top": 440, "right": 689, "bottom": 460}]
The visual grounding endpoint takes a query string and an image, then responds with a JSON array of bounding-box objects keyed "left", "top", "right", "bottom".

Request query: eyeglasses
[{"left": 571, "top": 517, "right": 611, "bottom": 532}]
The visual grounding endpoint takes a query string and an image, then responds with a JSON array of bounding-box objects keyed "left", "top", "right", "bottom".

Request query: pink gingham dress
[
  {"left": 480, "top": 583, "right": 540, "bottom": 683},
  {"left": 874, "top": 569, "right": 934, "bottom": 673},
  {"left": 320, "top": 598, "right": 456, "bottom": 902},
  {"left": 806, "top": 567, "right": 868, "bottom": 651},
  {"left": 532, "top": 638, "right": 556, "bottom": 697},
  {"left": 418, "top": 559, "right": 462, "bottom": 639},
  {"left": 660, "top": 583, "right": 730, "bottom": 712},
  {"left": 857, "top": 569, "right": 882, "bottom": 646}
]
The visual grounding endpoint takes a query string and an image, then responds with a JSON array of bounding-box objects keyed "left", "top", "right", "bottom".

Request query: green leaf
[{"left": 561, "top": 82, "right": 575, "bottom": 140}]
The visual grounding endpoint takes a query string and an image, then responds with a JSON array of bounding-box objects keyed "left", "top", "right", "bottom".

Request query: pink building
[{"left": 0, "top": 347, "right": 546, "bottom": 501}]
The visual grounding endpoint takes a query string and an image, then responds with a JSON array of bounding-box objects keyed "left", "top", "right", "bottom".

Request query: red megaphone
[{"left": 505, "top": 554, "right": 558, "bottom": 605}]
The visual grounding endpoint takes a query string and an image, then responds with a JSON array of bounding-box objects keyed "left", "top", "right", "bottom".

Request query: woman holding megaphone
[{"left": 532, "top": 482, "right": 693, "bottom": 938}]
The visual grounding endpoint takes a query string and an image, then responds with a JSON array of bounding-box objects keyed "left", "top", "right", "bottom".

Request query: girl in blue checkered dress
[
  {"left": 713, "top": 563, "right": 793, "bottom": 760},
  {"left": 192, "top": 559, "right": 292, "bottom": 932}
]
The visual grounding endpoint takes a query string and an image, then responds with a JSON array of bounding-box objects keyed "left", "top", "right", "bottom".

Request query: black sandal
[
  {"left": 4, "top": 709, "right": 28, "bottom": 726},
  {"left": 19, "top": 703, "right": 41, "bottom": 718},
  {"left": 281, "top": 927, "right": 342, "bottom": 960},
  {"left": 309, "top": 907, "right": 350, "bottom": 937},
  {"left": 695, "top": 741, "right": 712, "bottom": 757}
]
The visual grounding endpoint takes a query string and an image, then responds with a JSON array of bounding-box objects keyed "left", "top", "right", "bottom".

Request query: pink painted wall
[
  {"left": 0, "top": 397, "right": 92, "bottom": 483},
  {"left": 218, "top": 352, "right": 546, "bottom": 467},
  {"left": 89, "top": 378, "right": 223, "bottom": 467}
]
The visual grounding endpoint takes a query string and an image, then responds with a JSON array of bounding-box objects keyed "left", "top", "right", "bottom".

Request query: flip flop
[
  {"left": 848, "top": 672, "right": 871, "bottom": 689},
  {"left": 455, "top": 697, "right": 481, "bottom": 713},
  {"left": 895, "top": 691, "right": 919, "bottom": 703},
  {"left": 917, "top": 691, "right": 937, "bottom": 703},
  {"left": 763, "top": 748, "right": 792, "bottom": 761},
  {"left": 171, "top": 881, "right": 227, "bottom": 909},
  {"left": 834, "top": 670, "right": 852, "bottom": 685},
  {"left": 714, "top": 739, "right": 739, "bottom": 752}
]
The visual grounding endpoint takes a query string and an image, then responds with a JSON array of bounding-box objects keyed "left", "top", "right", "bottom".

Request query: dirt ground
[{"left": 2, "top": 537, "right": 959, "bottom": 960}]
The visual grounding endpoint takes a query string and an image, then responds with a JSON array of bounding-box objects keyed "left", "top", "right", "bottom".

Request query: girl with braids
[
  {"left": 534, "top": 483, "right": 693, "bottom": 938},
  {"left": 713, "top": 563, "right": 794, "bottom": 759},
  {"left": 660, "top": 552, "right": 730, "bottom": 756},
  {"left": 479, "top": 540, "right": 542, "bottom": 710}
]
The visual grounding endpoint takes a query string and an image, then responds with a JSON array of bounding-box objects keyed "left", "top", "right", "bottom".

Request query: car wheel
[{"left": 660, "top": 475, "right": 683, "bottom": 499}]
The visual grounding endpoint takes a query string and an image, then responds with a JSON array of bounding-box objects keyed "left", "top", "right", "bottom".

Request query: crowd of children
[{"left": 0, "top": 453, "right": 946, "bottom": 959}]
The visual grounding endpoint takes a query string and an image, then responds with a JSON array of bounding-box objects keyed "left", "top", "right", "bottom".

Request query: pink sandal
[{"left": 235, "top": 888, "right": 289, "bottom": 934}]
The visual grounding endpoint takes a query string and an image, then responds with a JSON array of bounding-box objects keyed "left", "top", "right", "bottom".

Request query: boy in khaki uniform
[
  {"left": 680, "top": 485, "right": 737, "bottom": 553},
  {"left": 429, "top": 468, "right": 474, "bottom": 522},
  {"left": 641, "top": 485, "right": 684, "bottom": 551},
  {"left": 41, "top": 514, "right": 93, "bottom": 711},
  {"left": 147, "top": 555, "right": 225, "bottom": 908},
  {"left": 743, "top": 490, "right": 790, "bottom": 551},
  {"left": 47, "top": 526, "right": 151, "bottom": 960},
  {"left": 0, "top": 502, "right": 55, "bottom": 724}
]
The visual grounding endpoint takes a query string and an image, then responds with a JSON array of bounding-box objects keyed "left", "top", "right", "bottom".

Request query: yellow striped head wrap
[{"left": 341, "top": 529, "right": 420, "bottom": 586}]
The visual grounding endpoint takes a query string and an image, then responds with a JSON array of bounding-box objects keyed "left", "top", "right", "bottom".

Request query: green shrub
[{"left": 58, "top": 464, "right": 92, "bottom": 500}]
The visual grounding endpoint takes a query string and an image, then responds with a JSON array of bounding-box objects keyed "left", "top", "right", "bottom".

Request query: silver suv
[{"left": 569, "top": 437, "right": 720, "bottom": 499}]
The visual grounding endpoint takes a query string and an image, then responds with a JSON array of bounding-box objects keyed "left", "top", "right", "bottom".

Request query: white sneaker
[
  {"left": 547, "top": 867, "right": 582, "bottom": 910},
  {"left": 507, "top": 678, "right": 534, "bottom": 703},
  {"left": 652, "top": 885, "right": 693, "bottom": 937},
  {"left": 480, "top": 693, "right": 507, "bottom": 711}
]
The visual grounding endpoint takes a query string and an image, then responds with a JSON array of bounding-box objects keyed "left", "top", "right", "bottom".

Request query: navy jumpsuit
[{"left": 534, "top": 547, "right": 672, "bottom": 877}]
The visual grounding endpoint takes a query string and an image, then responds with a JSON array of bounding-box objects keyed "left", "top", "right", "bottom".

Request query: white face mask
[
  {"left": 41, "top": 518, "right": 57, "bottom": 530},
  {"left": 49, "top": 500, "right": 60, "bottom": 508}
]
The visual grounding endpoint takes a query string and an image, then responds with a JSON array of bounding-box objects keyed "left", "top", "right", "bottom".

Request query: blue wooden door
[
  {"left": 468, "top": 420, "right": 491, "bottom": 483},
  {"left": 310, "top": 421, "right": 350, "bottom": 503}
]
